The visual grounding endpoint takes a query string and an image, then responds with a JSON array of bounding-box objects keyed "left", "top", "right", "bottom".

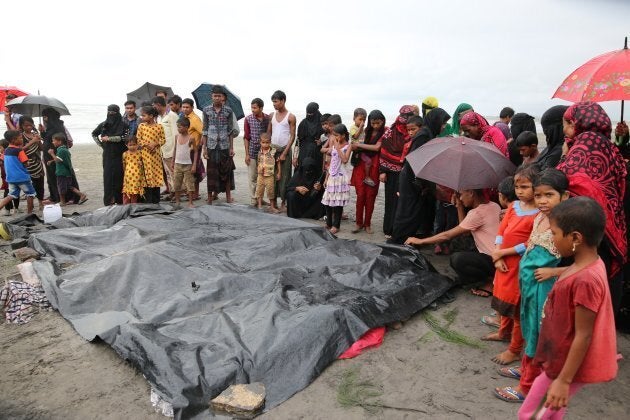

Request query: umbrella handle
[{"left": 622, "top": 100, "right": 625, "bottom": 122}]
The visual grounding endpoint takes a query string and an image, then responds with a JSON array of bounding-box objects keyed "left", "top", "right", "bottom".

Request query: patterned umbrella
[
  {"left": 192, "top": 83, "right": 245, "bottom": 120},
  {"left": 553, "top": 37, "right": 630, "bottom": 119},
  {"left": 126, "top": 82, "right": 174, "bottom": 105},
  {"left": 1, "top": 86, "right": 28, "bottom": 111}
]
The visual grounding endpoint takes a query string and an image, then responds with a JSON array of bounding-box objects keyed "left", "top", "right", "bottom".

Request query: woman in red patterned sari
[{"left": 558, "top": 101, "right": 627, "bottom": 320}]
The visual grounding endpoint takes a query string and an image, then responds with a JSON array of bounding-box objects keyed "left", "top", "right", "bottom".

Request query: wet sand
[{"left": 0, "top": 142, "right": 628, "bottom": 419}]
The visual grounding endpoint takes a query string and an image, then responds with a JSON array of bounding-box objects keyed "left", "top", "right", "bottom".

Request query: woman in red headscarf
[
  {"left": 460, "top": 112, "right": 509, "bottom": 157},
  {"left": 558, "top": 101, "right": 627, "bottom": 321},
  {"left": 378, "top": 105, "right": 414, "bottom": 237}
]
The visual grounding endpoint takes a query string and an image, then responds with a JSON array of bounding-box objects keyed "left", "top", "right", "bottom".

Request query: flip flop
[
  {"left": 497, "top": 366, "right": 522, "bottom": 379},
  {"left": 493, "top": 386, "right": 525, "bottom": 403},
  {"left": 481, "top": 315, "right": 500, "bottom": 329},
  {"left": 79, "top": 196, "right": 89, "bottom": 205},
  {"left": 470, "top": 287, "right": 492, "bottom": 298}
]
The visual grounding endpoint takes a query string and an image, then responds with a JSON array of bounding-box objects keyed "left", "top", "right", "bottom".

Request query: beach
[{"left": 0, "top": 142, "right": 628, "bottom": 419}]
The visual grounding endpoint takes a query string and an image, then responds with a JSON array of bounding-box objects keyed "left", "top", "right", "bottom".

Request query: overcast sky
[{"left": 3, "top": 0, "right": 629, "bottom": 120}]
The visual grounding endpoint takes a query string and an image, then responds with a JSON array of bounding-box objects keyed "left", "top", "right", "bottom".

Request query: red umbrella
[
  {"left": 1, "top": 86, "right": 29, "bottom": 111},
  {"left": 552, "top": 37, "right": 630, "bottom": 120}
]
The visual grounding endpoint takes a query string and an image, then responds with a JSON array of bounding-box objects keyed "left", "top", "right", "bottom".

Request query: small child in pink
[{"left": 519, "top": 197, "right": 618, "bottom": 419}]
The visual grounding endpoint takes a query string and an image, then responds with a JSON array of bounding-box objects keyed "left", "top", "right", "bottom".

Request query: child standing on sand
[
  {"left": 321, "top": 124, "right": 352, "bottom": 234},
  {"left": 349, "top": 108, "right": 376, "bottom": 187},
  {"left": 485, "top": 165, "right": 539, "bottom": 365},
  {"left": 255, "top": 133, "right": 281, "bottom": 212},
  {"left": 494, "top": 169, "right": 570, "bottom": 403},
  {"left": 49, "top": 133, "right": 87, "bottom": 206},
  {"left": 122, "top": 138, "right": 145, "bottom": 204},
  {"left": 0, "top": 139, "right": 20, "bottom": 215},
  {"left": 518, "top": 197, "right": 618, "bottom": 419},
  {"left": 136, "top": 106, "right": 165, "bottom": 204},
  {"left": 171, "top": 118, "right": 197, "bottom": 208},
  {"left": 0, "top": 131, "right": 33, "bottom": 214}
]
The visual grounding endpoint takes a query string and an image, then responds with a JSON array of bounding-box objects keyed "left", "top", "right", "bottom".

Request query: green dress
[{"left": 519, "top": 213, "right": 561, "bottom": 357}]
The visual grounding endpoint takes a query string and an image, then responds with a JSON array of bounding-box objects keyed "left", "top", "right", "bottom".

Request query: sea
[{"left": 49, "top": 104, "right": 545, "bottom": 146}]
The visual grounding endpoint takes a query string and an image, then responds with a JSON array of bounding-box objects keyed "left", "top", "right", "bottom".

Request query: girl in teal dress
[{"left": 494, "top": 169, "right": 570, "bottom": 403}]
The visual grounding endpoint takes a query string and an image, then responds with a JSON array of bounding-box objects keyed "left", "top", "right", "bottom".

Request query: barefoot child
[
  {"left": 519, "top": 197, "right": 618, "bottom": 419},
  {"left": 136, "top": 106, "right": 165, "bottom": 204},
  {"left": 49, "top": 133, "right": 87, "bottom": 206},
  {"left": 350, "top": 108, "right": 376, "bottom": 187},
  {"left": 0, "top": 131, "right": 34, "bottom": 214},
  {"left": 485, "top": 165, "right": 540, "bottom": 365},
  {"left": 171, "top": 118, "right": 197, "bottom": 208},
  {"left": 494, "top": 169, "right": 570, "bottom": 402},
  {"left": 255, "top": 133, "right": 280, "bottom": 212},
  {"left": 321, "top": 124, "right": 352, "bottom": 234},
  {"left": 122, "top": 138, "right": 145, "bottom": 204}
]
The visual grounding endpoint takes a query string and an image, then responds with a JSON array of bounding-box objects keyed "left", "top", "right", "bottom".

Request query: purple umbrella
[{"left": 406, "top": 136, "right": 516, "bottom": 191}]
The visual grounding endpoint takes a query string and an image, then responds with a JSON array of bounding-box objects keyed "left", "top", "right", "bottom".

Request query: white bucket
[{"left": 43, "top": 204, "right": 63, "bottom": 224}]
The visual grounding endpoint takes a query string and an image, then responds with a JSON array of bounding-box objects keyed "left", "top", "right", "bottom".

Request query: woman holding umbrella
[
  {"left": 558, "top": 101, "right": 627, "bottom": 321},
  {"left": 92, "top": 105, "right": 127, "bottom": 206}
]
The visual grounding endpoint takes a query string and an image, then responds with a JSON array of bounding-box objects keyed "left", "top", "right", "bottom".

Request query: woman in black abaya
[
  {"left": 286, "top": 157, "right": 324, "bottom": 219},
  {"left": 295, "top": 102, "right": 324, "bottom": 169},
  {"left": 390, "top": 108, "right": 451, "bottom": 244},
  {"left": 92, "top": 104, "right": 127, "bottom": 205}
]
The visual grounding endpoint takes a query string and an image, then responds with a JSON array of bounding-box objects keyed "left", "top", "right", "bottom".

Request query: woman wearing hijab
[
  {"left": 558, "top": 102, "right": 627, "bottom": 321},
  {"left": 535, "top": 105, "right": 568, "bottom": 170},
  {"left": 285, "top": 157, "right": 324, "bottom": 219},
  {"left": 391, "top": 108, "right": 451, "bottom": 244},
  {"left": 379, "top": 105, "right": 414, "bottom": 238},
  {"left": 92, "top": 104, "right": 127, "bottom": 205},
  {"left": 508, "top": 113, "right": 537, "bottom": 166},
  {"left": 449, "top": 103, "right": 473, "bottom": 136},
  {"left": 40, "top": 108, "right": 67, "bottom": 203},
  {"left": 295, "top": 102, "right": 324, "bottom": 169},
  {"left": 460, "top": 112, "right": 509, "bottom": 157},
  {"left": 351, "top": 110, "right": 386, "bottom": 234}
]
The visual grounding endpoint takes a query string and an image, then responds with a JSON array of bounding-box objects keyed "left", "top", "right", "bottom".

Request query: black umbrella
[
  {"left": 192, "top": 83, "right": 245, "bottom": 120},
  {"left": 406, "top": 137, "right": 516, "bottom": 191},
  {"left": 126, "top": 82, "right": 174, "bottom": 105},
  {"left": 6, "top": 94, "right": 70, "bottom": 117}
]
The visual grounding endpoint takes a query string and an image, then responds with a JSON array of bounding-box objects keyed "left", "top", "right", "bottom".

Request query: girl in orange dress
[
  {"left": 486, "top": 165, "right": 540, "bottom": 365},
  {"left": 122, "top": 138, "right": 146, "bottom": 203},
  {"left": 135, "top": 106, "right": 165, "bottom": 203}
]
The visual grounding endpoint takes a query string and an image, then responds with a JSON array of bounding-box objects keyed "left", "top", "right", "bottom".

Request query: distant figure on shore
[
  {"left": 202, "top": 85, "right": 237, "bottom": 205},
  {"left": 267, "top": 90, "right": 296, "bottom": 212},
  {"left": 92, "top": 104, "right": 126, "bottom": 205}
]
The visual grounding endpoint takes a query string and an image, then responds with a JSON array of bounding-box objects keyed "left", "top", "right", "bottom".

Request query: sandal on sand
[
  {"left": 497, "top": 366, "right": 522, "bottom": 380},
  {"left": 79, "top": 195, "right": 88, "bottom": 205},
  {"left": 481, "top": 315, "right": 500, "bottom": 329},
  {"left": 470, "top": 287, "right": 492, "bottom": 298},
  {"left": 493, "top": 386, "right": 525, "bottom": 403}
]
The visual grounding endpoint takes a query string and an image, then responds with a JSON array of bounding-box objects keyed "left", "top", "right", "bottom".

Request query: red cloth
[
  {"left": 352, "top": 151, "right": 380, "bottom": 228},
  {"left": 379, "top": 122, "right": 410, "bottom": 172},
  {"left": 498, "top": 314, "right": 524, "bottom": 355},
  {"left": 519, "top": 354, "right": 541, "bottom": 395},
  {"left": 338, "top": 327, "right": 386, "bottom": 359},
  {"left": 534, "top": 258, "right": 618, "bottom": 383}
]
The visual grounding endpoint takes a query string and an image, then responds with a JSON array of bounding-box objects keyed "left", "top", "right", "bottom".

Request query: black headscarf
[
  {"left": 41, "top": 108, "right": 65, "bottom": 152},
  {"left": 536, "top": 105, "right": 568, "bottom": 170},
  {"left": 409, "top": 107, "right": 451, "bottom": 152},
  {"left": 300, "top": 102, "right": 322, "bottom": 139},
  {"left": 102, "top": 104, "right": 125, "bottom": 136},
  {"left": 287, "top": 157, "right": 321, "bottom": 189},
  {"left": 364, "top": 110, "right": 386, "bottom": 145},
  {"left": 509, "top": 113, "right": 536, "bottom": 166}
]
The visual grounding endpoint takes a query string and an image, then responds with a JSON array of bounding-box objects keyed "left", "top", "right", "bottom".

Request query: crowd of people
[{"left": 3, "top": 87, "right": 630, "bottom": 417}]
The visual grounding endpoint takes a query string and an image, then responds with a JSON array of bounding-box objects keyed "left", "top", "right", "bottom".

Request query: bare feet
[
  {"left": 269, "top": 207, "right": 281, "bottom": 214},
  {"left": 351, "top": 225, "right": 363, "bottom": 234},
  {"left": 491, "top": 350, "right": 521, "bottom": 365},
  {"left": 330, "top": 227, "right": 339, "bottom": 234},
  {"left": 365, "top": 226, "right": 373, "bottom": 234},
  {"left": 481, "top": 332, "right": 510, "bottom": 342}
]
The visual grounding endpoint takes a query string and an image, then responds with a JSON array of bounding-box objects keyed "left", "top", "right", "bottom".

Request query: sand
[{"left": 0, "top": 142, "right": 628, "bottom": 419}]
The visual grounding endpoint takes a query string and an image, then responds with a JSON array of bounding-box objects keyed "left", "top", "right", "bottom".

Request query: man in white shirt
[{"left": 152, "top": 96, "right": 178, "bottom": 197}]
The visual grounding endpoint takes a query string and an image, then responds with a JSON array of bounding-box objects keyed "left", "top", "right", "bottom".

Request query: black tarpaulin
[{"left": 24, "top": 204, "right": 452, "bottom": 419}]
